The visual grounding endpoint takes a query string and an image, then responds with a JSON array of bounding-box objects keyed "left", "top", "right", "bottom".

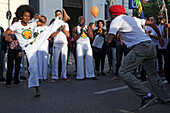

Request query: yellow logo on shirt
[
  {"left": 21, "top": 29, "right": 32, "bottom": 39},
  {"left": 81, "top": 31, "right": 87, "bottom": 38}
]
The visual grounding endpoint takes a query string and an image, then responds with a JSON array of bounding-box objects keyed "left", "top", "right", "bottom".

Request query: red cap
[{"left": 108, "top": 5, "right": 126, "bottom": 16}]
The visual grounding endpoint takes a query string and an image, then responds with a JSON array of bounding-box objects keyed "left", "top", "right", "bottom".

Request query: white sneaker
[{"left": 163, "top": 80, "right": 168, "bottom": 84}]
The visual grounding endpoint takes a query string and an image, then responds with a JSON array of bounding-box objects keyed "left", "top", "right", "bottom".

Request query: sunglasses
[{"left": 149, "top": 19, "right": 154, "bottom": 21}]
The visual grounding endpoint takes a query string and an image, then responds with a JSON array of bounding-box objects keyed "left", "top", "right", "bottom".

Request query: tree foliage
[{"left": 133, "top": 0, "right": 170, "bottom": 19}]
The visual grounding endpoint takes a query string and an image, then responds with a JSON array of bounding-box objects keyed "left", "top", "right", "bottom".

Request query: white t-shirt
[
  {"left": 157, "top": 24, "right": 169, "bottom": 49},
  {"left": 34, "top": 26, "right": 48, "bottom": 50},
  {"left": 9, "top": 21, "right": 37, "bottom": 50},
  {"left": 53, "top": 22, "right": 69, "bottom": 45},
  {"left": 109, "top": 15, "right": 151, "bottom": 48},
  {"left": 76, "top": 25, "right": 90, "bottom": 44},
  {"left": 146, "top": 26, "right": 158, "bottom": 46}
]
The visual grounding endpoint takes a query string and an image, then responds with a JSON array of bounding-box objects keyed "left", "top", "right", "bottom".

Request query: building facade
[{"left": 0, "top": 0, "right": 132, "bottom": 30}]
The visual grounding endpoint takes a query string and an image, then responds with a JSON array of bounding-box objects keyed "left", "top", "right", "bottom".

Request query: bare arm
[
  {"left": 72, "top": 27, "right": 82, "bottom": 41},
  {"left": 62, "top": 8, "right": 70, "bottom": 22},
  {"left": 34, "top": 14, "right": 46, "bottom": 26},
  {"left": 145, "top": 20, "right": 165, "bottom": 47},
  {"left": 62, "top": 25, "right": 70, "bottom": 37},
  {"left": 2, "top": 28, "right": 13, "bottom": 42},
  {"left": 106, "top": 34, "right": 116, "bottom": 43},
  {"left": 87, "top": 26, "right": 94, "bottom": 39}
]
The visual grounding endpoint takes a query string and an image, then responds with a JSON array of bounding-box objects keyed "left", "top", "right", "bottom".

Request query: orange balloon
[{"left": 90, "top": 6, "right": 99, "bottom": 18}]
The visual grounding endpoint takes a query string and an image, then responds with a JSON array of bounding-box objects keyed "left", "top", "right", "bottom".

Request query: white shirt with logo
[
  {"left": 9, "top": 21, "right": 37, "bottom": 50},
  {"left": 76, "top": 25, "right": 90, "bottom": 45}
]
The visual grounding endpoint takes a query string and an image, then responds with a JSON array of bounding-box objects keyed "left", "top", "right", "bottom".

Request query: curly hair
[
  {"left": 15, "top": 5, "right": 36, "bottom": 20},
  {"left": 96, "top": 20, "right": 105, "bottom": 28}
]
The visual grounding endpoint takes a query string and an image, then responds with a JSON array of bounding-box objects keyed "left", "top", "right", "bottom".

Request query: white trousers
[
  {"left": 37, "top": 50, "right": 48, "bottom": 80},
  {"left": 25, "top": 45, "right": 39, "bottom": 88},
  {"left": 52, "top": 44, "right": 68, "bottom": 79},
  {"left": 24, "top": 17, "right": 63, "bottom": 88},
  {"left": 76, "top": 43, "right": 95, "bottom": 79}
]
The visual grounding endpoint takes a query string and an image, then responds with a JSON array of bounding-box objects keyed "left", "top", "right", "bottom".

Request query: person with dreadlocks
[{"left": 3, "top": 5, "right": 70, "bottom": 97}]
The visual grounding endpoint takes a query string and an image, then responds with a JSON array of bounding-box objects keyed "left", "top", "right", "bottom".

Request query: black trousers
[
  {"left": 157, "top": 49, "right": 167, "bottom": 71},
  {"left": 93, "top": 52, "right": 106, "bottom": 72},
  {"left": 115, "top": 44, "right": 129, "bottom": 74},
  {"left": 6, "top": 49, "right": 22, "bottom": 85}
]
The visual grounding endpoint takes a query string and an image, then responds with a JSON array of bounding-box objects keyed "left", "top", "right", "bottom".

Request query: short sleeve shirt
[
  {"left": 9, "top": 21, "right": 37, "bottom": 50},
  {"left": 53, "top": 22, "right": 69, "bottom": 45},
  {"left": 109, "top": 15, "right": 151, "bottom": 48}
]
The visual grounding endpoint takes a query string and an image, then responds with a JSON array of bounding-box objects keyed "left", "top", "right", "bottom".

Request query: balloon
[{"left": 90, "top": 6, "right": 99, "bottom": 18}]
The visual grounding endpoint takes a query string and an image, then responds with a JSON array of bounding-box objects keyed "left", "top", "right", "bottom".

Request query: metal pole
[
  {"left": 122, "top": 0, "right": 124, "bottom": 7},
  {"left": 8, "top": 0, "right": 10, "bottom": 27}
]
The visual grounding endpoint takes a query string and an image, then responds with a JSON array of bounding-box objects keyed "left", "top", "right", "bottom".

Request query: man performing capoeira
[{"left": 107, "top": 5, "right": 170, "bottom": 110}]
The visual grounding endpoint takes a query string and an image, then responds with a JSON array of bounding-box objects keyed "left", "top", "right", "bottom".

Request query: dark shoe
[
  {"left": 43, "top": 78, "right": 48, "bottom": 81},
  {"left": 138, "top": 94, "right": 156, "bottom": 111},
  {"left": 101, "top": 72, "right": 106, "bottom": 76},
  {"left": 96, "top": 73, "right": 100, "bottom": 76},
  {"left": 63, "top": 78, "right": 70, "bottom": 81},
  {"left": 91, "top": 77, "right": 99, "bottom": 80},
  {"left": 14, "top": 80, "right": 21, "bottom": 84},
  {"left": 20, "top": 76, "right": 27, "bottom": 80},
  {"left": 6, "top": 83, "right": 11, "bottom": 87},
  {"left": 0, "top": 77, "right": 6, "bottom": 82}
]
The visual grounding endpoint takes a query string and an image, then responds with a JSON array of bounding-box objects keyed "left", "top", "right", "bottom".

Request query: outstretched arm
[
  {"left": 62, "top": 8, "right": 70, "bottom": 22},
  {"left": 35, "top": 14, "right": 46, "bottom": 26},
  {"left": 145, "top": 20, "right": 165, "bottom": 47}
]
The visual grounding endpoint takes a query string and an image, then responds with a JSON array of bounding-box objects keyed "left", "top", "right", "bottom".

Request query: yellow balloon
[{"left": 90, "top": 6, "right": 99, "bottom": 18}]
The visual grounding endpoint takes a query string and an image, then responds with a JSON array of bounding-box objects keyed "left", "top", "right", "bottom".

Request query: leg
[
  {"left": 0, "top": 50, "right": 5, "bottom": 80},
  {"left": 119, "top": 42, "right": 155, "bottom": 96},
  {"left": 61, "top": 44, "right": 68, "bottom": 79},
  {"left": 143, "top": 58, "right": 170, "bottom": 103},
  {"left": 52, "top": 46, "right": 61, "bottom": 80},
  {"left": 14, "top": 50, "right": 22, "bottom": 83},
  {"left": 37, "top": 51, "right": 43, "bottom": 80},
  {"left": 85, "top": 44, "right": 95, "bottom": 78},
  {"left": 42, "top": 51, "right": 48, "bottom": 80},
  {"left": 76, "top": 44, "right": 85, "bottom": 79},
  {"left": 6, "top": 49, "right": 15, "bottom": 85}
]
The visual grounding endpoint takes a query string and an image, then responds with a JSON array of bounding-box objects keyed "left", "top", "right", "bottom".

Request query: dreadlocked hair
[{"left": 15, "top": 5, "right": 36, "bottom": 20}]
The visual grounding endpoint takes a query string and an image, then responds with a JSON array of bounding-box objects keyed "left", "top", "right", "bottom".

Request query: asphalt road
[{"left": 0, "top": 55, "right": 170, "bottom": 113}]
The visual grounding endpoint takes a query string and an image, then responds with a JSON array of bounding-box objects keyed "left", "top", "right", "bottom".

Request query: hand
[
  {"left": 80, "top": 28, "right": 83, "bottom": 34},
  {"left": 34, "top": 14, "right": 39, "bottom": 19},
  {"left": 159, "top": 37, "right": 165, "bottom": 47},
  {"left": 59, "top": 26, "right": 64, "bottom": 31},
  {"left": 5, "top": 35, "right": 13, "bottom": 42},
  {"left": 63, "top": 25, "right": 66, "bottom": 30}
]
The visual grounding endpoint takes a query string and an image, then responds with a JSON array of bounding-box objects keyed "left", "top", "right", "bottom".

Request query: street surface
[{"left": 0, "top": 54, "right": 170, "bottom": 113}]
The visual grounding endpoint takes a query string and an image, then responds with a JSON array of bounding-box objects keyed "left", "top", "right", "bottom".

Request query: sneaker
[
  {"left": 138, "top": 94, "right": 156, "bottom": 111},
  {"left": 163, "top": 80, "right": 168, "bottom": 84},
  {"left": 51, "top": 79, "right": 56, "bottom": 83}
]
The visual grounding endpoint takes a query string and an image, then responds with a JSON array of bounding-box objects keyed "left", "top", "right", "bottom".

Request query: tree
[{"left": 133, "top": 0, "right": 170, "bottom": 20}]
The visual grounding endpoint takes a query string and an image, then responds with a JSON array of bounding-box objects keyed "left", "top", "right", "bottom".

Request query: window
[
  {"left": 29, "top": 0, "right": 39, "bottom": 13},
  {"left": 105, "top": 0, "right": 110, "bottom": 20}
]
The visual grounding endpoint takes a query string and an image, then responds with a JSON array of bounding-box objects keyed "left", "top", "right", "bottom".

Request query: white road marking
[{"left": 94, "top": 81, "right": 148, "bottom": 95}]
